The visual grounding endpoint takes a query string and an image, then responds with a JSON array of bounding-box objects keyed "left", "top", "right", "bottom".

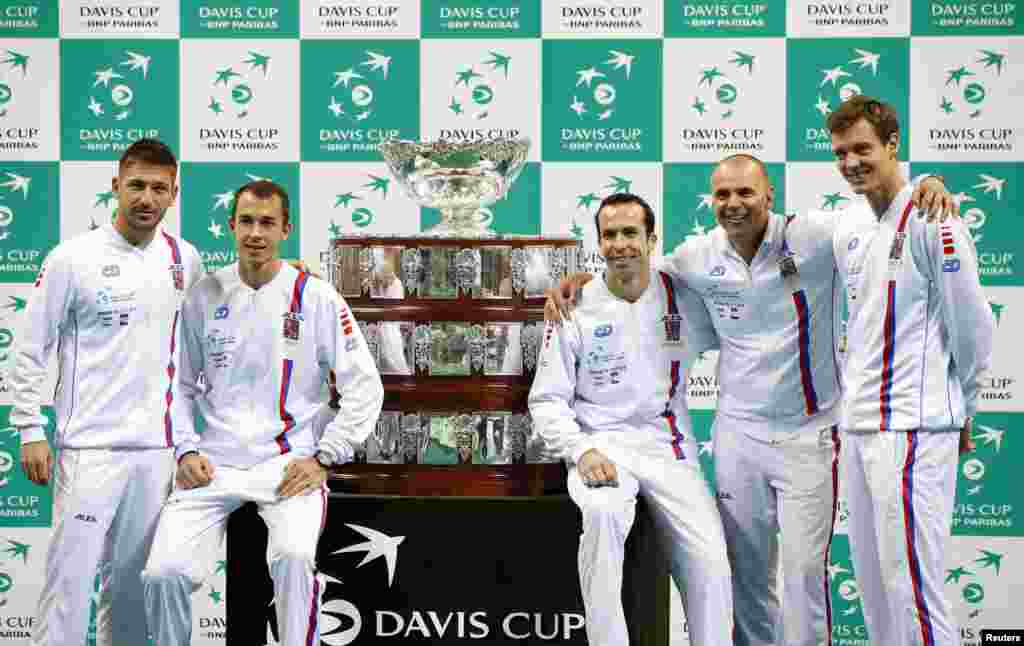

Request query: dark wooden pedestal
[{"left": 226, "top": 467, "right": 670, "bottom": 645}]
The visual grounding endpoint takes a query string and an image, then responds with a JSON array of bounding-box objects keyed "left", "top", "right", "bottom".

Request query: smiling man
[
  {"left": 529, "top": 193, "right": 734, "bottom": 646},
  {"left": 547, "top": 153, "right": 955, "bottom": 646},
  {"left": 141, "top": 179, "right": 383, "bottom": 646},
  {"left": 830, "top": 95, "right": 993, "bottom": 646},
  {"left": 12, "top": 139, "right": 204, "bottom": 646}
]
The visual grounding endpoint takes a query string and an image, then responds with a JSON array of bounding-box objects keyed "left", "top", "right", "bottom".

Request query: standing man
[
  {"left": 830, "top": 95, "right": 992, "bottom": 646},
  {"left": 142, "top": 180, "right": 383, "bottom": 646},
  {"left": 548, "top": 156, "right": 954, "bottom": 646},
  {"left": 529, "top": 193, "right": 734, "bottom": 646},
  {"left": 12, "top": 139, "right": 204, "bottom": 646}
]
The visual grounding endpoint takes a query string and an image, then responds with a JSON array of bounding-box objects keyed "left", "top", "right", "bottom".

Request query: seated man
[
  {"left": 142, "top": 180, "right": 384, "bottom": 645},
  {"left": 528, "top": 193, "right": 733, "bottom": 646}
]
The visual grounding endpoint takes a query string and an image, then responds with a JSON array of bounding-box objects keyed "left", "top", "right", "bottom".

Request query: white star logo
[
  {"left": 697, "top": 194, "right": 713, "bottom": 211},
  {"left": 827, "top": 561, "right": 851, "bottom": 581},
  {"left": 569, "top": 96, "right": 586, "bottom": 117},
  {"left": 333, "top": 68, "right": 363, "bottom": 88},
  {"left": 575, "top": 67, "right": 605, "bottom": 88},
  {"left": 820, "top": 66, "right": 852, "bottom": 87},
  {"left": 208, "top": 219, "right": 223, "bottom": 239},
  {"left": 973, "top": 174, "right": 1005, "bottom": 200},
  {"left": 814, "top": 95, "right": 832, "bottom": 117},
  {"left": 849, "top": 49, "right": 880, "bottom": 76},
  {"left": 361, "top": 51, "right": 391, "bottom": 79},
  {"left": 597, "top": 109, "right": 613, "bottom": 120},
  {"left": 121, "top": 51, "right": 151, "bottom": 79},
  {"left": 974, "top": 425, "right": 1004, "bottom": 452},
  {"left": 331, "top": 524, "right": 405, "bottom": 587},
  {"left": 212, "top": 191, "right": 234, "bottom": 211},
  {"left": 698, "top": 441, "right": 712, "bottom": 457},
  {"left": 605, "top": 50, "right": 634, "bottom": 79},
  {"left": 951, "top": 192, "right": 975, "bottom": 205},
  {"left": 87, "top": 96, "right": 104, "bottom": 117},
  {"left": 0, "top": 172, "right": 30, "bottom": 198},
  {"left": 967, "top": 484, "right": 983, "bottom": 496},
  {"left": 93, "top": 67, "right": 123, "bottom": 88},
  {"left": 328, "top": 96, "right": 344, "bottom": 118}
]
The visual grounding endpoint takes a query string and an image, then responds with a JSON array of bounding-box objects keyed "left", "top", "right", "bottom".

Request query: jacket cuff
[
  {"left": 175, "top": 443, "right": 200, "bottom": 463},
  {"left": 19, "top": 426, "right": 46, "bottom": 445}
]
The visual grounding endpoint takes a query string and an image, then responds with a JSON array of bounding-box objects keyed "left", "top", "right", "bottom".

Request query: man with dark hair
[
  {"left": 548, "top": 156, "right": 955, "bottom": 646},
  {"left": 142, "top": 181, "right": 383, "bottom": 646},
  {"left": 12, "top": 138, "right": 204, "bottom": 646},
  {"left": 530, "top": 193, "right": 734, "bottom": 646},
  {"left": 830, "top": 95, "right": 992, "bottom": 646}
]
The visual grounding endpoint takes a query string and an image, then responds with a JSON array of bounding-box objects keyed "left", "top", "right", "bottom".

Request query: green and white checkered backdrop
[{"left": 0, "top": 1, "right": 1020, "bottom": 644}]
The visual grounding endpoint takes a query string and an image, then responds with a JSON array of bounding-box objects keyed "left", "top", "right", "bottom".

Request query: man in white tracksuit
[
  {"left": 829, "top": 95, "right": 993, "bottom": 646},
  {"left": 142, "top": 180, "right": 384, "bottom": 645},
  {"left": 550, "top": 156, "right": 953, "bottom": 646},
  {"left": 529, "top": 193, "right": 734, "bottom": 646},
  {"left": 12, "top": 139, "right": 204, "bottom": 646}
]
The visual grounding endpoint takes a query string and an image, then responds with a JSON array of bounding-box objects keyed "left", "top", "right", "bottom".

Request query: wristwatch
[{"left": 314, "top": 450, "right": 335, "bottom": 469}]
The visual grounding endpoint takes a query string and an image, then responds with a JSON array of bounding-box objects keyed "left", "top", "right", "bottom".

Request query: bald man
[{"left": 550, "top": 155, "right": 955, "bottom": 646}]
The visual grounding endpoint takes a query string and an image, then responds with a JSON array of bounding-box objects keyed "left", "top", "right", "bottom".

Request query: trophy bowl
[{"left": 378, "top": 137, "right": 530, "bottom": 238}]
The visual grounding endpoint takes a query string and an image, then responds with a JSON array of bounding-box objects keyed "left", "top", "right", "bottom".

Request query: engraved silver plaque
[
  {"left": 520, "top": 322, "right": 542, "bottom": 374},
  {"left": 480, "top": 246, "right": 514, "bottom": 299},
  {"left": 484, "top": 323, "right": 522, "bottom": 376},
  {"left": 510, "top": 248, "right": 526, "bottom": 295},
  {"left": 333, "top": 246, "right": 363, "bottom": 297},
  {"left": 413, "top": 324, "right": 433, "bottom": 373},
  {"left": 453, "top": 414, "right": 478, "bottom": 465},
  {"left": 430, "top": 322, "right": 471, "bottom": 376},
  {"left": 378, "top": 321, "right": 414, "bottom": 376},
  {"left": 400, "top": 413, "right": 426, "bottom": 464},
  {"left": 421, "top": 247, "right": 458, "bottom": 299},
  {"left": 401, "top": 247, "right": 422, "bottom": 297},
  {"left": 368, "top": 247, "right": 405, "bottom": 299},
  {"left": 367, "top": 411, "right": 401, "bottom": 464},
  {"left": 467, "top": 324, "right": 487, "bottom": 373},
  {"left": 523, "top": 247, "right": 555, "bottom": 298},
  {"left": 455, "top": 248, "right": 482, "bottom": 295}
]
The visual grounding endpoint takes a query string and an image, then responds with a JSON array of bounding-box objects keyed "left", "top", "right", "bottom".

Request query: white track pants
[
  {"left": 842, "top": 430, "right": 958, "bottom": 646},
  {"left": 32, "top": 447, "right": 173, "bottom": 646},
  {"left": 567, "top": 435, "right": 733, "bottom": 646},
  {"left": 142, "top": 453, "right": 327, "bottom": 646},
  {"left": 712, "top": 419, "right": 839, "bottom": 646}
]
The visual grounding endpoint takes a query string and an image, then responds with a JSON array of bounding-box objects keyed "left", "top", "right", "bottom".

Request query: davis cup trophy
[{"left": 324, "top": 137, "right": 579, "bottom": 495}]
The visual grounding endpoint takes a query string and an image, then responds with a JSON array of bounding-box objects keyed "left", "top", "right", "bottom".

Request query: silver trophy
[{"left": 378, "top": 138, "right": 531, "bottom": 238}]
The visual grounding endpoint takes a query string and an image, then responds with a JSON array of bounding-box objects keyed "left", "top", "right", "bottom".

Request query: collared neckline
[
  {"left": 103, "top": 220, "right": 161, "bottom": 254},
  {"left": 875, "top": 183, "right": 915, "bottom": 224},
  {"left": 231, "top": 259, "right": 295, "bottom": 295},
  {"left": 712, "top": 210, "right": 783, "bottom": 259}
]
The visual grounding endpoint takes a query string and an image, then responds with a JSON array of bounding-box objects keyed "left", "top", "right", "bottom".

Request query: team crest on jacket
[
  {"left": 282, "top": 311, "right": 303, "bottom": 342},
  {"left": 169, "top": 263, "right": 185, "bottom": 291}
]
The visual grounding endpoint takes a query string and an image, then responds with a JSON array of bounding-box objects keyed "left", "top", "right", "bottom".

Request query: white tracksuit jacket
[
  {"left": 529, "top": 269, "right": 717, "bottom": 461},
  {"left": 833, "top": 185, "right": 994, "bottom": 432},
  {"left": 170, "top": 262, "right": 383, "bottom": 467},
  {"left": 12, "top": 223, "right": 204, "bottom": 448},
  {"left": 662, "top": 211, "right": 843, "bottom": 436}
]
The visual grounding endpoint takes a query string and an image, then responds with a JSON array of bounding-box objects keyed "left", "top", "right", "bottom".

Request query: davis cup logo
[
  {"left": 569, "top": 50, "right": 634, "bottom": 123},
  {"left": 206, "top": 51, "right": 271, "bottom": 120},
  {"left": 87, "top": 50, "right": 152, "bottom": 122},
  {"left": 0, "top": 49, "right": 29, "bottom": 118},
  {"left": 945, "top": 548, "right": 1004, "bottom": 620},
  {"left": 939, "top": 49, "right": 1006, "bottom": 120},
  {"left": 331, "top": 174, "right": 391, "bottom": 232},
  {"left": 329, "top": 51, "right": 392, "bottom": 124},
  {"left": 446, "top": 51, "right": 511, "bottom": 121},
  {"left": 811, "top": 48, "right": 881, "bottom": 121},
  {"left": 690, "top": 51, "right": 755, "bottom": 120},
  {"left": 0, "top": 170, "right": 30, "bottom": 241},
  {"left": 955, "top": 172, "right": 1005, "bottom": 245}
]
